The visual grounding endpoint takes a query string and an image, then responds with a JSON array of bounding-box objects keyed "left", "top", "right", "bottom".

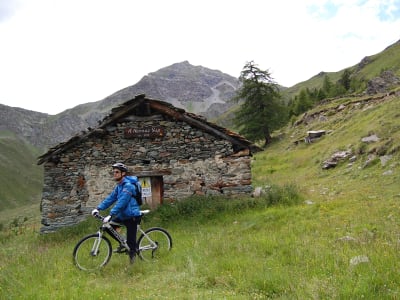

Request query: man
[{"left": 91, "top": 162, "right": 141, "bottom": 263}]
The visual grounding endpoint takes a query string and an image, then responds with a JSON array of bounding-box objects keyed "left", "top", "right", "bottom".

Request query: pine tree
[{"left": 231, "top": 61, "right": 287, "bottom": 146}]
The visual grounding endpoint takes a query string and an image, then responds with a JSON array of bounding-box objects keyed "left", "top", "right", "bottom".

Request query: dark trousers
[{"left": 110, "top": 217, "right": 139, "bottom": 254}]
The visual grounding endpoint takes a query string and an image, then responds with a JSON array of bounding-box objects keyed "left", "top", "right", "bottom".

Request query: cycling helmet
[{"left": 112, "top": 162, "right": 128, "bottom": 172}]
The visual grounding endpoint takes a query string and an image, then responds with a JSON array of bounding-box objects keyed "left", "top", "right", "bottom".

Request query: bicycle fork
[{"left": 90, "top": 231, "right": 103, "bottom": 256}]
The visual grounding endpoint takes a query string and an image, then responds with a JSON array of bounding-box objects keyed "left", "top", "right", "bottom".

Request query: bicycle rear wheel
[
  {"left": 73, "top": 234, "right": 112, "bottom": 271},
  {"left": 137, "top": 227, "right": 172, "bottom": 261}
]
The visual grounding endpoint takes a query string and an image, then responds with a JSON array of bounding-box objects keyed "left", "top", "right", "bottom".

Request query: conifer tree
[{"left": 231, "top": 61, "right": 287, "bottom": 146}]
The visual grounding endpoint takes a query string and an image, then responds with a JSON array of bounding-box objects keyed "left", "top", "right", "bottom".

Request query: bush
[
  {"left": 262, "top": 183, "right": 304, "bottom": 206},
  {"left": 154, "top": 184, "right": 303, "bottom": 224}
]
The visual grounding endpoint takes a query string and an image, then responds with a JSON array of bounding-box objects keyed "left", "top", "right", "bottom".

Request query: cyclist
[{"left": 91, "top": 162, "right": 141, "bottom": 263}]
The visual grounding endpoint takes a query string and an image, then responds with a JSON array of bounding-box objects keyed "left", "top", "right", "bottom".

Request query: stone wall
[{"left": 40, "top": 114, "right": 253, "bottom": 232}]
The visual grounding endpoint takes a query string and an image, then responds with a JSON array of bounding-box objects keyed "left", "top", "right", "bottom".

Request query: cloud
[
  {"left": 0, "top": 0, "right": 22, "bottom": 23},
  {"left": 307, "top": 1, "right": 340, "bottom": 20},
  {"left": 0, "top": 0, "right": 399, "bottom": 114},
  {"left": 378, "top": 0, "right": 400, "bottom": 21}
]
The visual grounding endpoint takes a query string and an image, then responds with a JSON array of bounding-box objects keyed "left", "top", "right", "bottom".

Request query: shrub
[
  {"left": 154, "top": 184, "right": 303, "bottom": 224},
  {"left": 261, "top": 183, "right": 304, "bottom": 206}
]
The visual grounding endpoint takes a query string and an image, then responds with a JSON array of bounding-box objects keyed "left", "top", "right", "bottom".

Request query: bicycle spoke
[
  {"left": 73, "top": 234, "right": 112, "bottom": 271},
  {"left": 137, "top": 228, "right": 172, "bottom": 261}
]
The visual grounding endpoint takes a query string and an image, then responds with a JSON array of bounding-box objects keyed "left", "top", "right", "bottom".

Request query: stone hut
[{"left": 37, "top": 94, "right": 261, "bottom": 233}]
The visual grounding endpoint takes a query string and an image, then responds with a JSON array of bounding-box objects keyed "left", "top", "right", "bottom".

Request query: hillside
[
  {"left": 1, "top": 41, "right": 400, "bottom": 298},
  {"left": 0, "top": 91, "right": 399, "bottom": 297},
  {"left": 1, "top": 40, "right": 400, "bottom": 212},
  {"left": 0, "top": 131, "right": 43, "bottom": 210},
  {"left": 1, "top": 46, "right": 400, "bottom": 297},
  {"left": 252, "top": 90, "right": 400, "bottom": 204},
  {"left": 282, "top": 39, "right": 400, "bottom": 100},
  {"left": 0, "top": 62, "right": 239, "bottom": 210}
]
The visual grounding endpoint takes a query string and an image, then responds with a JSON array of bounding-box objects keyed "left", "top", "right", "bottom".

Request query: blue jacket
[{"left": 97, "top": 176, "right": 141, "bottom": 220}]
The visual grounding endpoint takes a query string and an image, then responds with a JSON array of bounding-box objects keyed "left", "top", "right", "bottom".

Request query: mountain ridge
[
  {"left": 0, "top": 61, "right": 239, "bottom": 150},
  {"left": 0, "top": 39, "right": 399, "bottom": 210}
]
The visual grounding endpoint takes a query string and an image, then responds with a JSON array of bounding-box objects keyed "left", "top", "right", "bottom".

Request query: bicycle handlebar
[
  {"left": 92, "top": 210, "right": 151, "bottom": 222},
  {"left": 141, "top": 209, "right": 150, "bottom": 215},
  {"left": 92, "top": 213, "right": 104, "bottom": 221}
]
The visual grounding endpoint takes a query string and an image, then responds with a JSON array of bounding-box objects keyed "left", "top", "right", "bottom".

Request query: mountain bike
[{"left": 73, "top": 210, "right": 172, "bottom": 271}]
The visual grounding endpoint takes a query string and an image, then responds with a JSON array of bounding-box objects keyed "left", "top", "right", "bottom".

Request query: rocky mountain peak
[{"left": 1, "top": 61, "right": 239, "bottom": 149}]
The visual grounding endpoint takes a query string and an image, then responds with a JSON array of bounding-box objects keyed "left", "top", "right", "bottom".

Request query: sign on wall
[
  {"left": 124, "top": 126, "right": 165, "bottom": 139},
  {"left": 140, "top": 177, "right": 152, "bottom": 198}
]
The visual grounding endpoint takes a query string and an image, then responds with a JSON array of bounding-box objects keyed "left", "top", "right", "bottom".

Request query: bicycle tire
[
  {"left": 137, "top": 227, "right": 172, "bottom": 261},
  {"left": 73, "top": 234, "right": 112, "bottom": 271}
]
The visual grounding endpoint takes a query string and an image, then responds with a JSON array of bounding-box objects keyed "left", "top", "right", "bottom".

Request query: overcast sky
[{"left": 0, "top": 0, "right": 399, "bottom": 115}]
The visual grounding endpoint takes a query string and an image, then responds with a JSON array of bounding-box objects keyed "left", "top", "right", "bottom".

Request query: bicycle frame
[
  {"left": 136, "top": 224, "right": 158, "bottom": 252},
  {"left": 73, "top": 211, "right": 172, "bottom": 270},
  {"left": 92, "top": 214, "right": 130, "bottom": 251},
  {"left": 93, "top": 214, "right": 156, "bottom": 254},
  {"left": 106, "top": 221, "right": 159, "bottom": 253}
]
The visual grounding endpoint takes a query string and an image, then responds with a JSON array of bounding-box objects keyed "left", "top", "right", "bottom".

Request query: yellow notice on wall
[{"left": 140, "top": 177, "right": 152, "bottom": 198}]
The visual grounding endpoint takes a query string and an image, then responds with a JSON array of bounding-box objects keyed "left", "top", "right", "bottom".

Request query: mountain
[
  {"left": 0, "top": 130, "right": 43, "bottom": 210},
  {"left": 283, "top": 39, "right": 400, "bottom": 99},
  {"left": 1, "top": 40, "right": 400, "bottom": 211},
  {"left": 97, "top": 61, "right": 239, "bottom": 115},
  {"left": 0, "top": 61, "right": 240, "bottom": 210},
  {"left": 1, "top": 61, "right": 239, "bottom": 151}
]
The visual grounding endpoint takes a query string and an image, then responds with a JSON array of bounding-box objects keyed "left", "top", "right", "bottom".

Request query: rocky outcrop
[{"left": 366, "top": 71, "right": 400, "bottom": 94}]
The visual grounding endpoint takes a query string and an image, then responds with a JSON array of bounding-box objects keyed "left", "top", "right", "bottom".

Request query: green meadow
[{"left": 1, "top": 94, "right": 400, "bottom": 299}]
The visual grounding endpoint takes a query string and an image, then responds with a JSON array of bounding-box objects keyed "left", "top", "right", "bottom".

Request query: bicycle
[{"left": 73, "top": 209, "right": 172, "bottom": 271}]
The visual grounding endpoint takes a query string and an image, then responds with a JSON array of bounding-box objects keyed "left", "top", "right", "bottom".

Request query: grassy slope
[
  {"left": 283, "top": 40, "right": 400, "bottom": 100},
  {"left": 252, "top": 93, "right": 400, "bottom": 202},
  {"left": 1, "top": 41, "right": 400, "bottom": 299},
  {"left": 0, "top": 131, "right": 43, "bottom": 211},
  {"left": 1, "top": 93, "right": 399, "bottom": 299}
]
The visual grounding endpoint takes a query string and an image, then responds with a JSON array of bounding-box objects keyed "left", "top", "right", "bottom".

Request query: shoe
[
  {"left": 114, "top": 244, "right": 127, "bottom": 253},
  {"left": 129, "top": 252, "right": 135, "bottom": 264}
]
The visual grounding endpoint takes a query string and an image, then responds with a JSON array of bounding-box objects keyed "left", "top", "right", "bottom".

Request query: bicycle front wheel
[
  {"left": 73, "top": 234, "right": 112, "bottom": 271},
  {"left": 137, "top": 227, "right": 172, "bottom": 261}
]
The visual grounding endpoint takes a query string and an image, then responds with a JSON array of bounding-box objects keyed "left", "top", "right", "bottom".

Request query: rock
[
  {"left": 366, "top": 70, "right": 400, "bottom": 94},
  {"left": 361, "top": 134, "right": 380, "bottom": 143},
  {"left": 350, "top": 255, "right": 369, "bottom": 266},
  {"left": 322, "top": 150, "right": 352, "bottom": 169},
  {"left": 383, "top": 170, "right": 393, "bottom": 176},
  {"left": 322, "top": 161, "right": 337, "bottom": 169},
  {"left": 380, "top": 155, "right": 392, "bottom": 166},
  {"left": 362, "top": 154, "right": 377, "bottom": 168},
  {"left": 337, "top": 235, "right": 357, "bottom": 242},
  {"left": 252, "top": 186, "right": 262, "bottom": 197}
]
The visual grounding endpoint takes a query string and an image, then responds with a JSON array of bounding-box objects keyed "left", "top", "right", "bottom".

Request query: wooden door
[{"left": 140, "top": 176, "right": 163, "bottom": 208}]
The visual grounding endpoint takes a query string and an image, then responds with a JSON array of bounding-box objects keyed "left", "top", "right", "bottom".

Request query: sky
[{"left": 0, "top": 0, "right": 399, "bottom": 115}]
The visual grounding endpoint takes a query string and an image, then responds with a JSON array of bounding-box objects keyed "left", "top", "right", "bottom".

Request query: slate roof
[{"left": 37, "top": 94, "right": 262, "bottom": 165}]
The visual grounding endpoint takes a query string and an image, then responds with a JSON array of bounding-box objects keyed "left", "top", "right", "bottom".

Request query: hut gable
[{"left": 38, "top": 94, "right": 261, "bottom": 232}]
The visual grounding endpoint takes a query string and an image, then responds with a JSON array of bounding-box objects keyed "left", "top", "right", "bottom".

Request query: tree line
[{"left": 232, "top": 61, "right": 363, "bottom": 147}]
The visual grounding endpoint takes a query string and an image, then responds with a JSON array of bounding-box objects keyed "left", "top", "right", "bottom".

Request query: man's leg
[
  {"left": 123, "top": 218, "right": 138, "bottom": 263},
  {"left": 108, "top": 219, "right": 126, "bottom": 253}
]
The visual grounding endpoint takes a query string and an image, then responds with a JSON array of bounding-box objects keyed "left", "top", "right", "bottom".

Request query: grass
[
  {"left": 1, "top": 88, "right": 399, "bottom": 298},
  {"left": 0, "top": 131, "right": 43, "bottom": 210},
  {"left": 1, "top": 191, "right": 400, "bottom": 299}
]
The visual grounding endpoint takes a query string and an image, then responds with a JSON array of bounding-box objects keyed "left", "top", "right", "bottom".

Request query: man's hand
[
  {"left": 103, "top": 215, "right": 112, "bottom": 223},
  {"left": 91, "top": 209, "right": 99, "bottom": 216}
]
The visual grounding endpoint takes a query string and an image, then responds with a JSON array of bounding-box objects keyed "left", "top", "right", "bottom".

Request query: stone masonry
[{"left": 40, "top": 108, "right": 255, "bottom": 233}]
